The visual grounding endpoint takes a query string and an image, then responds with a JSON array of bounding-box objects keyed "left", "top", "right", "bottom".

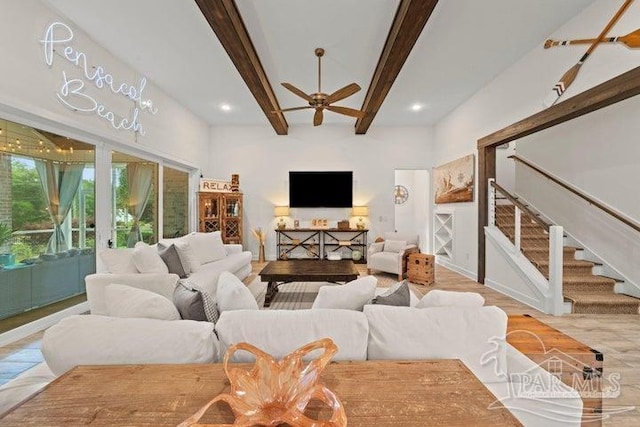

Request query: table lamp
[
  {"left": 274, "top": 206, "right": 290, "bottom": 229},
  {"left": 352, "top": 206, "right": 368, "bottom": 230}
]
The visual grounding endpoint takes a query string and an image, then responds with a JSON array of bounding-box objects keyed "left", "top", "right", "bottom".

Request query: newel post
[{"left": 548, "top": 225, "right": 564, "bottom": 315}]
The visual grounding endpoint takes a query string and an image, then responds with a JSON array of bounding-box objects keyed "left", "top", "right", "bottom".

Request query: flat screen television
[{"left": 289, "top": 171, "right": 353, "bottom": 208}]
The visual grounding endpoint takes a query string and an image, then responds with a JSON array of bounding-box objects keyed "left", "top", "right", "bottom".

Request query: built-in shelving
[{"left": 434, "top": 212, "right": 453, "bottom": 260}]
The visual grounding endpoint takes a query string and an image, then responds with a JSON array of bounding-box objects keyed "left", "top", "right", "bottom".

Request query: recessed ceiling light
[
  {"left": 220, "top": 103, "right": 232, "bottom": 112},
  {"left": 411, "top": 103, "right": 423, "bottom": 112}
]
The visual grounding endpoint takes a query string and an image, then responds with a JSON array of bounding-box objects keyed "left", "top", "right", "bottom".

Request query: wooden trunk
[{"left": 407, "top": 253, "right": 435, "bottom": 286}]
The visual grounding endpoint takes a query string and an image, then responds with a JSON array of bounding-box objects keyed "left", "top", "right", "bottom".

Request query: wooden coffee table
[
  {"left": 0, "top": 361, "right": 521, "bottom": 426},
  {"left": 259, "top": 259, "right": 359, "bottom": 307}
]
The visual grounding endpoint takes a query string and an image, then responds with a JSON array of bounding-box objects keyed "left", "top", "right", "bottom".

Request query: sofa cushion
[
  {"left": 371, "top": 280, "right": 410, "bottom": 306},
  {"left": 383, "top": 240, "right": 407, "bottom": 253},
  {"left": 215, "top": 309, "right": 369, "bottom": 362},
  {"left": 364, "top": 305, "right": 508, "bottom": 383},
  {"left": 132, "top": 242, "right": 168, "bottom": 274},
  {"left": 187, "top": 231, "right": 227, "bottom": 265},
  {"left": 100, "top": 248, "right": 138, "bottom": 273},
  {"left": 85, "top": 273, "right": 180, "bottom": 316},
  {"left": 158, "top": 244, "right": 189, "bottom": 278},
  {"left": 187, "top": 251, "right": 253, "bottom": 296},
  {"left": 312, "top": 276, "right": 377, "bottom": 311},
  {"left": 174, "top": 280, "right": 219, "bottom": 323},
  {"left": 415, "top": 290, "right": 485, "bottom": 308},
  {"left": 216, "top": 271, "right": 259, "bottom": 312},
  {"left": 104, "top": 284, "right": 180, "bottom": 320},
  {"left": 42, "top": 315, "right": 218, "bottom": 376}
]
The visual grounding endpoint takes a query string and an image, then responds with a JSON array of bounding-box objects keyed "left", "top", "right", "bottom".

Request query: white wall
[
  {"left": 395, "top": 169, "right": 430, "bottom": 253},
  {"left": 0, "top": 0, "right": 210, "bottom": 171},
  {"left": 209, "top": 125, "right": 433, "bottom": 259},
  {"left": 432, "top": 0, "right": 640, "bottom": 281},
  {"left": 515, "top": 94, "right": 640, "bottom": 288}
]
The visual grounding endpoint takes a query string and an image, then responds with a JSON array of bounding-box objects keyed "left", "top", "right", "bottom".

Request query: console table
[{"left": 276, "top": 228, "right": 368, "bottom": 263}]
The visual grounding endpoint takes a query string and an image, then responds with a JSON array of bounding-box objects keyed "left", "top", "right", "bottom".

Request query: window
[
  {"left": 163, "top": 166, "right": 189, "bottom": 238},
  {"left": 0, "top": 118, "right": 95, "bottom": 322},
  {"left": 111, "top": 152, "right": 158, "bottom": 247}
]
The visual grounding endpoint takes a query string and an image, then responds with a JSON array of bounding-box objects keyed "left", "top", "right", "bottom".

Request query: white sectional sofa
[
  {"left": 98, "top": 231, "right": 252, "bottom": 297},
  {"left": 0, "top": 274, "right": 584, "bottom": 426}
]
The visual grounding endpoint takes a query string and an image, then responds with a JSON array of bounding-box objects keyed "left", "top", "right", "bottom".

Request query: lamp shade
[
  {"left": 352, "top": 206, "right": 368, "bottom": 217},
  {"left": 274, "top": 206, "right": 290, "bottom": 217}
]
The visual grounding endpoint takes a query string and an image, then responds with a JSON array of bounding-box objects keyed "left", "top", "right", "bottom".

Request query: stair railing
[
  {"left": 510, "top": 155, "right": 640, "bottom": 234},
  {"left": 488, "top": 179, "right": 564, "bottom": 315}
]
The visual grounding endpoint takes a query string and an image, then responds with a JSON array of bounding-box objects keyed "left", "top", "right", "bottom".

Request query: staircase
[{"left": 495, "top": 205, "right": 640, "bottom": 314}]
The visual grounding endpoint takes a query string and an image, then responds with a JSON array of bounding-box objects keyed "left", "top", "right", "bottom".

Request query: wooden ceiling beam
[
  {"left": 355, "top": 0, "right": 439, "bottom": 134},
  {"left": 194, "top": 0, "right": 288, "bottom": 135}
]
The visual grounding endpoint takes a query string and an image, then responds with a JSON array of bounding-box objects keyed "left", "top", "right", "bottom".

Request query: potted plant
[{"left": 0, "top": 222, "right": 15, "bottom": 267}]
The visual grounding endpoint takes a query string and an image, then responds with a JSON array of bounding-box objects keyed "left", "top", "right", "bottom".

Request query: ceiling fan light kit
[{"left": 275, "top": 48, "right": 365, "bottom": 126}]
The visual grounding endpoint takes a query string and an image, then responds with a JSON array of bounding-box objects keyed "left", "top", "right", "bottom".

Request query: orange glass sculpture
[{"left": 178, "top": 338, "right": 346, "bottom": 427}]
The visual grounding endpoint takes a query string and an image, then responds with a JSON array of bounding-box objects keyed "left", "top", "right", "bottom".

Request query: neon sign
[{"left": 41, "top": 22, "right": 157, "bottom": 136}]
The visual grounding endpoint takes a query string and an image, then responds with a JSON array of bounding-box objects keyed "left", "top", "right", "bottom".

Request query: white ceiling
[{"left": 43, "top": 0, "right": 596, "bottom": 130}]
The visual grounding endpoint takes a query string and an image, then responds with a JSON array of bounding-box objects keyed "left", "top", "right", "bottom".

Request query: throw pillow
[
  {"left": 132, "top": 242, "right": 169, "bottom": 274},
  {"left": 372, "top": 280, "right": 411, "bottom": 306},
  {"left": 158, "top": 239, "right": 199, "bottom": 274},
  {"left": 158, "top": 244, "right": 189, "bottom": 278},
  {"left": 312, "top": 276, "right": 377, "bottom": 311},
  {"left": 415, "top": 290, "right": 485, "bottom": 308},
  {"left": 104, "top": 283, "right": 180, "bottom": 320},
  {"left": 187, "top": 231, "right": 227, "bottom": 266},
  {"left": 100, "top": 248, "right": 138, "bottom": 273},
  {"left": 173, "top": 279, "right": 220, "bottom": 323},
  {"left": 217, "top": 271, "right": 259, "bottom": 312},
  {"left": 383, "top": 240, "right": 407, "bottom": 253}
]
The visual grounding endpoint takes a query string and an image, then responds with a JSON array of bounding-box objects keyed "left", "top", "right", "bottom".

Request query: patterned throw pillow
[{"left": 173, "top": 279, "right": 219, "bottom": 323}]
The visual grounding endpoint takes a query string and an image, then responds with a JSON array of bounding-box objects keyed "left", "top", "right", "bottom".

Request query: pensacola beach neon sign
[{"left": 41, "top": 22, "right": 157, "bottom": 136}]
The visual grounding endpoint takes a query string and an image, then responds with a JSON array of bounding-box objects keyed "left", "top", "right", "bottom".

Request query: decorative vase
[{"left": 259, "top": 245, "right": 265, "bottom": 263}]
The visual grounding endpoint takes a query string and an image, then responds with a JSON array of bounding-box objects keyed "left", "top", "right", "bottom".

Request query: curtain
[
  {"left": 35, "top": 160, "right": 85, "bottom": 253},
  {"left": 126, "top": 163, "right": 154, "bottom": 247}
]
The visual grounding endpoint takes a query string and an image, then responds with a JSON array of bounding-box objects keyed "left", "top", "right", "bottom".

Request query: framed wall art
[{"left": 434, "top": 154, "right": 474, "bottom": 204}]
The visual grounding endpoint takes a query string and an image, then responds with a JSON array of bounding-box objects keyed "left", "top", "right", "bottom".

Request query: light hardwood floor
[{"left": 1, "top": 263, "right": 638, "bottom": 425}]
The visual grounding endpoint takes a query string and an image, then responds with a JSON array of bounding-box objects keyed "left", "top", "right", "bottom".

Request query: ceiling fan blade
[
  {"left": 326, "top": 105, "right": 365, "bottom": 118},
  {"left": 274, "top": 106, "right": 314, "bottom": 113},
  {"left": 282, "top": 83, "right": 313, "bottom": 102},
  {"left": 313, "top": 108, "right": 323, "bottom": 126},
  {"left": 326, "top": 83, "right": 361, "bottom": 104}
]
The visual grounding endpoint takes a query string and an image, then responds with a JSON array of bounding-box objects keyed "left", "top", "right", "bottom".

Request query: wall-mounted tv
[{"left": 289, "top": 171, "right": 353, "bottom": 208}]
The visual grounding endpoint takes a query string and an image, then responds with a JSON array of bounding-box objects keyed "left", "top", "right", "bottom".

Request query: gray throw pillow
[
  {"left": 158, "top": 244, "right": 188, "bottom": 278},
  {"left": 372, "top": 280, "right": 411, "bottom": 306},
  {"left": 173, "top": 280, "right": 219, "bottom": 323}
]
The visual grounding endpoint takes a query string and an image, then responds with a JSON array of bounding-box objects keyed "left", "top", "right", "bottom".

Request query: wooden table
[
  {"left": 507, "top": 314, "right": 603, "bottom": 427},
  {"left": 259, "top": 260, "right": 359, "bottom": 307},
  {"left": 0, "top": 361, "right": 521, "bottom": 426}
]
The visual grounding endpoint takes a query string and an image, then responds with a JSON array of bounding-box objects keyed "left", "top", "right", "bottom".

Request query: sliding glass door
[{"left": 0, "top": 118, "right": 96, "bottom": 322}]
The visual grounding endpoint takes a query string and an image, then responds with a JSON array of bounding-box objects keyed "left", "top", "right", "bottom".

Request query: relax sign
[
  {"left": 199, "top": 179, "right": 233, "bottom": 193},
  {"left": 41, "top": 22, "right": 158, "bottom": 136}
]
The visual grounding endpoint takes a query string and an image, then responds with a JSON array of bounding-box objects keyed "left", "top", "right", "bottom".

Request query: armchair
[{"left": 367, "top": 232, "right": 419, "bottom": 280}]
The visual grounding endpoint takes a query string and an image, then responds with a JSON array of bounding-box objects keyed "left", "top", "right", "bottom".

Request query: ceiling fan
[{"left": 275, "top": 48, "right": 365, "bottom": 126}]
